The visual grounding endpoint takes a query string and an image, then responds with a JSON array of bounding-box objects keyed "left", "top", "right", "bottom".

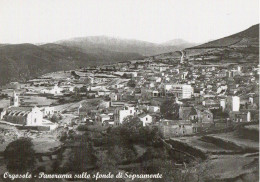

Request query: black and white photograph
[{"left": 0, "top": 0, "right": 259, "bottom": 181}]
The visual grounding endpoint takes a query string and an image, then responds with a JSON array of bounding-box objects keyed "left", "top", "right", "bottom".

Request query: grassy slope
[
  {"left": 0, "top": 43, "right": 142, "bottom": 86},
  {"left": 193, "top": 24, "right": 259, "bottom": 48}
]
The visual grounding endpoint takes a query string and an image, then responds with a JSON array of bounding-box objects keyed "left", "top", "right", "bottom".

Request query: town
[
  {"left": 0, "top": 50, "right": 259, "bottom": 181},
  {"left": 1, "top": 54, "right": 258, "bottom": 133}
]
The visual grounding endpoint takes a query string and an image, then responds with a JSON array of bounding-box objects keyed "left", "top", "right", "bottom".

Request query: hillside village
[
  {"left": 0, "top": 45, "right": 259, "bottom": 181},
  {"left": 1, "top": 54, "right": 259, "bottom": 132}
]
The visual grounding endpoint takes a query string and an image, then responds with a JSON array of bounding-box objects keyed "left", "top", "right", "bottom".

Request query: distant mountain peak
[
  {"left": 161, "top": 39, "right": 191, "bottom": 46},
  {"left": 56, "top": 36, "right": 196, "bottom": 56}
]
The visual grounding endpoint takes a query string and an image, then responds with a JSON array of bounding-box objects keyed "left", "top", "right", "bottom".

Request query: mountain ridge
[
  {"left": 0, "top": 36, "right": 196, "bottom": 86},
  {"left": 56, "top": 36, "right": 196, "bottom": 56},
  {"left": 0, "top": 24, "right": 258, "bottom": 86},
  {"left": 0, "top": 43, "right": 142, "bottom": 86},
  {"left": 190, "top": 24, "right": 259, "bottom": 49},
  {"left": 150, "top": 24, "right": 259, "bottom": 62},
  {"left": 160, "top": 39, "right": 196, "bottom": 47}
]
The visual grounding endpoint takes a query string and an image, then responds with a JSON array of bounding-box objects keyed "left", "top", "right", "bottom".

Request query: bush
[
  {"left": 160, "top": 99, "right": 179, "bottom": 120},
  {"left": 4, "top": 138, "right": 36, "bottom": 173},
  {"left": 77, "top": 125, "right": 89, "bottom": 131},
  {"left": 50, "top": 114, "right": 62, "bottom": 123}
]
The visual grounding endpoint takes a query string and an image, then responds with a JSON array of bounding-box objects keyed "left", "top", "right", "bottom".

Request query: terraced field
[{"left": 168, "top": 124, "right": 259, "bottom": 181}]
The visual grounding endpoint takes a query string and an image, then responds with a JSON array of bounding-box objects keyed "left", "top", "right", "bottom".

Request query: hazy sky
[{"left": 0, "top": 0, "right": 259, "bottom": 44}]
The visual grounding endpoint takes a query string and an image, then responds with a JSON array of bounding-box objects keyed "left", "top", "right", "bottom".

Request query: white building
[
  {"left": 96, "top": 114, "right": 111, "bottom": 124},
  {"left": 220, "top": 99, "right": 226, "bottom": 111},
  {"left": 110, "top": 93, "right": 119, "bottom": 101},
  {"left": 99, "top": 101, "right": 110, "bottom": 108},
  {"left": 50, "top": 85, "right": 62, "bottom": 95},
  {"left": 4, "top": 106, "right": 43, "bottom": 126},
  {"left": 165, "top": 84, "right": 193, "bottom": 99},
  {"left": 114, "top": 106, "right": 138, "bottom": 125},
  {"left": 217, "top": 85, "right": 227, "bottom": 94},
  {"left": 42, "top": 106, "right": 55, "bottom": 118},
  {"left": 10, "top": 91, "right": 19, "bottom": 107},
  {"left": 27, "top": 107, "right": 44, "bottom": 126},
  {"left": 148, "top": 106, "right": 160, "bottom": 113},
  {"left": 138, "top": 113, "right": 153, "bottom": 126},
  {"left": 41, "top": 84, "right": 63, "bottom": 95},
  {"left": 232, "top": 96, "right": 240, "bottom": 112}
]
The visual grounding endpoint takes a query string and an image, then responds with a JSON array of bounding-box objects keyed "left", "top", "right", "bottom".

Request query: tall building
[
  {"left": 10, "top": 90, "right": 19, "bottom": 107},
  {"left": 220, "top": 99, "right": 226, "bottom": 111},
  {"left": 165, "top": 84, "right": 193, "bottom": 99},
  {"left": 232, "top": 96, "right": 240, "bottom": 112},
  {"left": 226, "top": 96, "right": 241, "bottom": 112}
]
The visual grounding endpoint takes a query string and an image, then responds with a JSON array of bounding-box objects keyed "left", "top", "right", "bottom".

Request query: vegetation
[
  {"left": 194, "top": 24, "right": 258, "bottom": 48},
  {"left": 122, "top": 73, "right": 131, "bottom": 79},
  {"left": 71, "top": 71, "right": 80, "bottom": 79},
  {"left": 0, "top": 93, "right": 8, "bottom": 99},
  {"left": 66, "top": 135, "right": 97, "bottom": 172},
  {"left": 1, "top": 117, "right": 202, "bottom": 181},
  {"left": 127, "top": 80, "right": 136, "bottom": 87},
  {"left": 160, "top": 98, "right": 179, "bottom": 120},
  {"left": 0, "top": 42, "right": 142, "bottom": 86},
  {"left": 50, "top": 114, "right": 62, "bottom": 123},
  {"left": 4, "top": 138, "right": 36, "bottom": 173}
]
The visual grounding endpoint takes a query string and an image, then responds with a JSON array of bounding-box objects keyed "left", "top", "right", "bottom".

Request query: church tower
[{"left": 10, "top": 90, "right": 19, "bottom": 107}]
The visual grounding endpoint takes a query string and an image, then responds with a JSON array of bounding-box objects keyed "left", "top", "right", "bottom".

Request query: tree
[
  {"left": 122, "top": 73, "right": 131, "bottom": 78},
  {"left": 127, "top": 80, "right": 136, "bottom": 88},
  {"left": 71, "top": 71, "right": 80, "bottom": 79},
  {"left": 120, "top": 116, "right": 161, "bottom": 145},
  {"left": 94, "top": 152, "right": 124, "bottom": 182},
  {"left": 73, "top": 87, "right": 81, "bottom": 100},
  {"left": 79, "top": 86, "right": 87, "bottom": 93},
  {"left": 160, "top": 99, "right": 179, "bottom": 120},
  {"left": 50, "top": 114, "right": 62, "bottom": 123},
  {"left": 73, "top": 87, "right": 80, "bottom": 94},
  {"left": 122, "top": 116, "right": 142, "bottom": 127},
  {"left": 4, "top": 138, "right": 36, "bottom": 173},
  {"left": 66, "top": 135, "right": 97, "bottom": 172}
]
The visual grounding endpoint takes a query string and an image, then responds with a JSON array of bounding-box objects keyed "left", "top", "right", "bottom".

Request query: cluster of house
[
  {"left": 0, "top": 59, "right": 258, "bottom": 136},
  {"left": 74, "top": 60, "right": 259, "bottom": 138}
]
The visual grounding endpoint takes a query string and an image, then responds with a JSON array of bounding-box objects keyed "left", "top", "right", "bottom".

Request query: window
[
  {"left": 34, "top": 118, "right": 37, "bottom": 123},
  {"left": 146, "top": 117, "right": 148, "bottom": 121}
]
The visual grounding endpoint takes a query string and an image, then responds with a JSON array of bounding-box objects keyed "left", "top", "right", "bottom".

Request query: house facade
[
  {"left": 3, "top": 106, "right": 43, "bottom": 126},
  {"left": 114, "top": 106, "right": 138, "bottom": 125},
  {"left": 138, "top": 113, "right": 153, "bottom": 126}
]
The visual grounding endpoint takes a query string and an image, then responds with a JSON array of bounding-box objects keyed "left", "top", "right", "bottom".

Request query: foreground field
[
  {"left": 171, "top": 136, "right": 237, "bottom": 154},
  {"left": 209, "top": 126, "right": 259, "bottom": 150},
  {"left": 199, "top": 154, "right": 259, "bottom": 181},
  {"left": 169, "top": 125, "right": 259, "bottom": 181}
]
